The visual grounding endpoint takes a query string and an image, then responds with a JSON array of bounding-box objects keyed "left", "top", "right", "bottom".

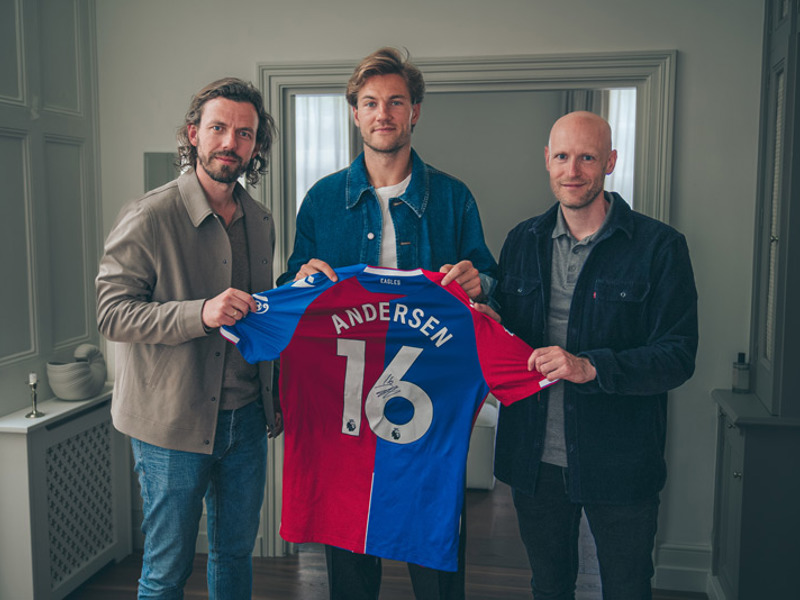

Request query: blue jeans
[
  {"left": 131, "top": 401, "right": 268, "bottom": 600},
  {"left": 512, "top": 463, "right": 659, "bottom": 600}
]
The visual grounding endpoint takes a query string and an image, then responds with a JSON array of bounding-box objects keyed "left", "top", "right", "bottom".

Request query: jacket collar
[
  {"left": 532, "top": 192, "right": 635, "bottom": 242},
  {"left": 178, "top": 168, "right": 247, "bottom": 228},
  {"left": 346, "top": 148, "right": 429, "bottom": 217}
]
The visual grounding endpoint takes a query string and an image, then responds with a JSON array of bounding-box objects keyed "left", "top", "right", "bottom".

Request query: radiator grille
[{"left": 46, "top": 421, "right": 115, "bottom": 588}]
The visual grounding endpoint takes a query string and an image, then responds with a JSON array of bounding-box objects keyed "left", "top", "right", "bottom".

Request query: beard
[
  {"left": 198, "top": 150, "right": 248, "bottom": 184},
  {"left": 551, "top": 178, "right": 605, "bottom": 210}
]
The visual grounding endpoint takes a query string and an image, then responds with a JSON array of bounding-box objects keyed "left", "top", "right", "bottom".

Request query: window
[
  {"left": 605, "top": 88, "right": 636, "bottom": 206},
  {"left": 294, "top": 94, "right": 352, "bottom": 212}
]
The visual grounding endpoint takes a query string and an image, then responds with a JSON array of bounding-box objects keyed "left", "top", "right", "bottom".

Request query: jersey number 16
[{"left": 337, "top": 338, "right": 433, "bottom": 444}]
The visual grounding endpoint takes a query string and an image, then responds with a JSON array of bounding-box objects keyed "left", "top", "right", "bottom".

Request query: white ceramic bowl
[{"left": 47, "top": 344, "right": 107, "bottom": 401}]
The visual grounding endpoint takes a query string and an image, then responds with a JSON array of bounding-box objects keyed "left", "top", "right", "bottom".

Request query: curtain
[
  {"left": 604, "top": 88, "right": 636, "bottom": 207},
  {"left": 295, "top": 94, "right": 351, "bottom": 212}
]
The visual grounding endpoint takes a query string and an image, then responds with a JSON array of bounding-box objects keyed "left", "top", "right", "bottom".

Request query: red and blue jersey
[{"left": 221, "top": 264, "right": 554, "bottom": 571}]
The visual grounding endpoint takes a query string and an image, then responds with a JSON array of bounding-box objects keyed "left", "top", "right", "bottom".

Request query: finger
[
  {"left": 462, "top": 278, "right": 483, "bottom": 299},
  {"left": 312, "top": 259, "right": 338, "bottom": 282},
  {"left": 295, "top": 262, "right": 320, "bottom": 281},
  {"left": 441, "top": 261, "right": 472, "bottom": 286},
  {"left": 532, "top": 358, "right": 548, "bottom": 376},
  {"left": 454, "top": 268, "right": 480, "bottom": 288},
  {"left": 439, "top": 264, "right": 456, "bottom": 285},
  {"left": 443, "top": 265, "right": 479, "bottom": 292},
  {"left": 229, "top": 290, "right": 258, "bottom": 314},
  {"left": 530, "top": 350, "right": 552, "bottom": 374},
  {"left": 242, "top": 294, "right": 258, "bottom": 313},
  {"left": 297, "top": 259, "right": 338, "bottom": 282}
]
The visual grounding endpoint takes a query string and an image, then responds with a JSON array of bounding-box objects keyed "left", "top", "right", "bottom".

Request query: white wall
[
  {"left": 95, "top": 0, "right": 765, "bottom": 592},
  {"left": 413, "top": 90, "right": 564, "bottom": 256}
]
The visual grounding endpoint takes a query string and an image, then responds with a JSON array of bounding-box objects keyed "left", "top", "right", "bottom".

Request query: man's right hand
[
  {"left": 294, "top": 258, "right": 338, "bottom": 282},
  {"left": 202, "top": 288, "right": 258, "bottom": 329}
]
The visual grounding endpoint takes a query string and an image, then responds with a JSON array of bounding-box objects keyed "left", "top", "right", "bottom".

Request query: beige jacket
[{"left": 96, "top": 170, "right": 277, "bottom": 453}]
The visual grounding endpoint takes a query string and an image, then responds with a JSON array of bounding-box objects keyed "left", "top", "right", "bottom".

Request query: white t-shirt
[{"left": 374, "top": 174, "right": 411, "bottom": 268}]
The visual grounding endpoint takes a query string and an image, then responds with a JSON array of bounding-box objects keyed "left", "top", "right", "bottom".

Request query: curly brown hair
[
  {"left": 346, "top": 47, "right": 425, "bottom": 108},
  {"left": 176, "top": 78, "right": 277, "bottom": 186}
]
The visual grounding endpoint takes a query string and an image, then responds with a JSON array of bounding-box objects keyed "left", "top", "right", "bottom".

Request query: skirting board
[
  {"left": 653, "top": 542, "right": 711, "bottom": 593},
  {"left": 705, "top": 575, "right": 726, "bottom": 600}
]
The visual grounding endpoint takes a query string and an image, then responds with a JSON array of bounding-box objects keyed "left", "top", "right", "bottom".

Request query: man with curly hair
[{"left": 97, "top": 78, "right": 281, "bottom": 599}]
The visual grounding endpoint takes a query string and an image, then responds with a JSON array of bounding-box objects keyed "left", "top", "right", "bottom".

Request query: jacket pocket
[
  {"left": 591, "top": 279, "right": 651, "bottom": 347},
  {"left": 498, "top": 276, "right": 542, "bottom": 342},
  {"left": 593, "top": 280, "right": 650, "bottom": 303},
  {"left": 500, "top": 276, "right": 540, "bottom": 297}
]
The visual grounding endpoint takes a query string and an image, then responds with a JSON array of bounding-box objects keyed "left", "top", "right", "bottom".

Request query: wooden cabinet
[{"left": 711, "top": 390, "right": 800, "bottom": 600}]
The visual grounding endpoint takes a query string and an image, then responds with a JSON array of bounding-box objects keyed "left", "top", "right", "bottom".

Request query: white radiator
[{"left": 0, "top": 387, "right": 131, "bottom": 599}]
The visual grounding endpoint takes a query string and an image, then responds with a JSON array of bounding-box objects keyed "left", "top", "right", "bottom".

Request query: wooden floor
[{"left": 67, "top": 483, "right": 707, "bottom": 599}]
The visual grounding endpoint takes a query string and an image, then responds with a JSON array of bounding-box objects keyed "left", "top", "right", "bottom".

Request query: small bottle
[{"left": 732, "top": 352, "right": 750, "bottom": 393}]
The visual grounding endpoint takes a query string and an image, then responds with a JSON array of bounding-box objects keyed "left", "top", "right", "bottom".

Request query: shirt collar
[
  {"left": 229, "top": 197, "right": 244, "bottom": 226},
  {"left": 346, "top": 148, "right": 429, "bottom": 217},
  {"left": 178, "top": 168, "right": 246, "bottom": 228},
  {"left": 540, "top": 191, "right": 632, "bottom": 241}
]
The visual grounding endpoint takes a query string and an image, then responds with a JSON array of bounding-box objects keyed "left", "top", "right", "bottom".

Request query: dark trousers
[
  {"left": 324, "top": 504, "right": 467, "bottom": 600},
  {"left": 512, "top": 462, "right": 659, "bottom": 600}
]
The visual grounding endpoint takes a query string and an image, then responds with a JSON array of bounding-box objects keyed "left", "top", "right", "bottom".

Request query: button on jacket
[
  {"left": 278, "top": 149, "right": 497, "bottom": 285},
  {"left": 96, "top": 170, "right": 276, "bottom": 454},
  {"left": 493, "top": 194, "right": 698, "bottom": 503}
]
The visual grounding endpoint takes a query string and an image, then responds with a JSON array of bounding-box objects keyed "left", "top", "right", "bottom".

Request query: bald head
[
  {"left": 548, "top": 111, "right": 613, "bottom": 152},
  {"left": 545, "top": 111, "right": 617, "bottom": 213}
]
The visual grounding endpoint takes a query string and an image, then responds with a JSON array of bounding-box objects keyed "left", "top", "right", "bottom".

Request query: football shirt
[{"left": 222, "top": 264, "right": 553, "bottom": 571}]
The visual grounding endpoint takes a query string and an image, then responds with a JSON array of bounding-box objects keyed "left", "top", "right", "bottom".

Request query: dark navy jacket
[{"left": 493, "top": 194, "right": 698, "bottom": 503}]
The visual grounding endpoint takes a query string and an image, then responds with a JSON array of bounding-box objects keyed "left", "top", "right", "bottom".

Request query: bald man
[{"left": 487, "top": 111, "right": 698, "bottom": 599}]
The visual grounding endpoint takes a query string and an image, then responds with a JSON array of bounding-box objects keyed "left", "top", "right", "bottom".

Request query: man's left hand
[
  {"left": 528, "top": 346, "right": 596, "bottom": 384},
  {"left": 440, "top": 260, "right": 483, "bottom": 300}
]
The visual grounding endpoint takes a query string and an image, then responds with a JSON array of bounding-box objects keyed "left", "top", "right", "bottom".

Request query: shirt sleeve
[
  {"left": 221, "top": 275, "right": 328, "bottom": 363},
  {"left": 578, "top": 234, "right": 698, "bottom": 396},
  {"left": 96, "top": 201, "right": 207, "bottom": 346},
  {"left": 430, "top": 270, "right": 555, "bottom": 405},
  {"left": 222, "top": 266, "right": 364, "bottom": 364},
  {"left": 471, "top": 307, "right": 555, "bottom": 405}
]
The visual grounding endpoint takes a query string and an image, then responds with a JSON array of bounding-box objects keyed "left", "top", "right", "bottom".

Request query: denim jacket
[
  {"left": 493, "top": 194, "right": 698, "bottom": 503},
  {"left": 278, "top": 149, "right": 496, "bottom": 286}
]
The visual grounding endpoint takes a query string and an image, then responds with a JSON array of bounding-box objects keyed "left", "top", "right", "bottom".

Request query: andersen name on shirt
[{"left": 221, "top": 264, "right": 554, "bottom": 571}]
